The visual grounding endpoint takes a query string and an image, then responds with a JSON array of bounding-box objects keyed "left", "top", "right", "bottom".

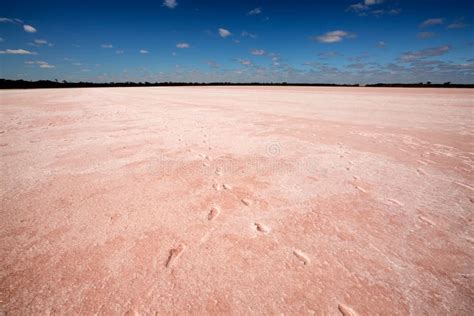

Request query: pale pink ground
[{"left": 0, "top": 87, "right": 473, "bottom": 314}]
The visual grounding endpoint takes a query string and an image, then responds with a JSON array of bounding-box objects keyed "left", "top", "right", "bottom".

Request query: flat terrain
[{"left": 1, "top": 87, "right": 473, "bottom": 314}]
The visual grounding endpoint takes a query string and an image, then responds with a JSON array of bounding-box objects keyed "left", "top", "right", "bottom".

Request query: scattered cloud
[
  {"left": 319, "top": 51, "right": 339, "bottom": 58},
  {"left": 417, "top": 31, "right": 435, "bottom": 39},
  {"left": 377, "top": 41, "right": 387, "bottom": 48},
  {"left": 0, "top": 37, "right": 3, "bottom": 42},
  {"left": 400, "top": 45, "right": 450, "bottom": 62},
  {"left": 23, "top": 24, "right": 37, "bottom": 33},
  {"left": 116, "top": 50, "right": 124, "bottom": 54},
  {"left": 31, "top": 39, "right": 53, "bottom": 47},
  {"left": 72, "top": 62, "right": 82, "bottom": 66},
  {"left": 0, "top": 49, "right": 37, "bottom": 55},
  {"left": 370, "top": 8, "right": 401, "bottom": 17},
  {"left": 238, "top": 59, "right": 252, "bottom": 65},
  {"left": 139, "top": 49, "right": 149, "bottom": 54},
  {"left": 38, "top": 61, "right": 54, "bottom": 68},
  {"left": 163, "top": 0, "right": 178, "bottom": 9},
  {"left": 0, "top": 18, "right": 15, "bottom": 24},
  {"left": 0, "top": 17, "right": 22, "bottom": 24},
  {"left": 347, "top": 0, "right": 384, "bottom": 12},
  {"left": 241, "top": 31, "right": 258, "bottom": 39},
  {"left": 247, "top": 7, "right": 262, "bottom": 16},
  {"left": 251, "top": 49, "right": 266, "bottom": 56},
  {"left": 365, "top": 0, "right": 383, "bottom": 4},
  {"left": 218, "top": 28, "right": 231, "bottom": 38},
  {"left": 101, "top": 44, "right": 113, "bottom": 48},
  {"left": 1, "top": 18, "right": 39, "bottom": 34},
  {"left": 24, "top": 60, "right": 55, "bottom": 68},
  {"left": 314, "top": 30, "right": 354, "bottom": 43},
  {"left": 419, "top": 18, "right": 444, "bottom": 28},
  {"left": 448, "top": 18, "right": 467, "bottom": 29},
  {"left": 176, "top": 42, "right": 190, "bottom": 48},
  {"left": 206, "top": 60, "right": 220, "bottom": 68},
  {"left": 347, "top": 0, "right": 400, "bottom": 17}
]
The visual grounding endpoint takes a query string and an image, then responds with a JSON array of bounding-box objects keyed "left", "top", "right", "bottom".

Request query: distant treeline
[{"left": 1, "top": 79, "right": 473, "bottom": 89}]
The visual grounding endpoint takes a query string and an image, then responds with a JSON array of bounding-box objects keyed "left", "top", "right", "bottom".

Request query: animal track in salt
[
  {"left": 418, "top": 215, "right": 435, "bottom": 226},
  {"left": 241, "top": 198, "right": 252, "bottom": 206},
  {"left": 208, "top": 207, "right": 220, "bottom": 221},
  {"left": 293, "top": 249, "right": 310, "bottom": 265},
  {"left": 454, "top": 181, "right": 474, "bottom": 191},
  {"left": 387, "top": 199, "right": 403, "bottom": 206},
  {"left": 354, "top": 185, "right": 367, "bottom": 193},
  {"left": 165, "top": 244, "right": 186, "bottom": 268},
  {"left": 222, "top": 183, "right": 231, "bottom": 190},
  {"left": 416, "top": 168, "right": 425, "bottom": 176},
  {"left": 212, "top": 182, "right": 221, "bottom": 191},
  {"left": 215, "top": 167, "right": 223, "bottom": 176},
  {"left": 338, "top": 304, "right": 358, "bottom": 316},
  {"left": 254, "top": 222, "right": 270, "bottom": 233}
]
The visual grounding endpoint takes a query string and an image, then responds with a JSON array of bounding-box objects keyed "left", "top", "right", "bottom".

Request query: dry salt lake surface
[{"left": 1, "top": 86, "right": 473, "bottom": 314}]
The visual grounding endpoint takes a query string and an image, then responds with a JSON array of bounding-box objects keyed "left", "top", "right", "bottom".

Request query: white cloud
[
  {"left": 0, "top": 49, "right": 37, "bottom": 55},
  {"left": 24, "top": 60, "right": 55, "bottom": 68},
  {"left": 32, "top": 39, "right": 53, "bottom": 47},
  {"left": 39, "top": 63, "right": 54, "bottom": 69},
  {"left": 419, "top": 18, "right": 444, "bottom": 28},
  {"left": 448, "top": 18, "right": 467, "bottom": 29},
  {"left": 238, "top": 59, "right": 252, "bottom": 65},
  {"left": 0, "top": 17, "right": 21, "bottom": 24},
  {"left": 23, "top": 24, "right": 37, "bottom": 33},
  {"left": 377, "top": 41, "right": 387, "bottom": 48},
  {"left": 241, "top": 31, "right": 258, "bottom": 39},
  {"left": 448, "top": 22, "right": 467, "bottom": 29},
  {"left": 347, "top": 0, "right": 383, "bottom": 12},
  {"left": 140, "top": 49, "right": 149, "bottom": 54},
  {"left": 364, "top": 0, "right": 383, "bottom": 4},
  {"left": 218, "top": 28, "right": 231, "bottom": 38},
  {"left": 248, "top": 7, "right": 262, "bottom": 15},
  {"left": 116, "top": 50, "right": 124, "bottom": 54},
  {"left": 400, "top": 45, "right": 450, "bottom": 62},
  {"left": 176, "top": 42, "right": 190, "bottom": 48},
  {"left": 0, "top": 37, "right": 3, "bottom": 42},
  {"left": 163, "top": 0, "right": 177, "bottom": 9},
  {"left": 417, "top": 32, "right": 435, "bottom": 39},
  {"left": 315, "top": 30, "right": 354, "bottom": 43},
  {"left": 72, "top": 62, "right": 82, "bottom": 66},
  {"left": 206, "top": 60, "right": 220, "bottom": 68},
  {"left": 251, "top": 49, "right": 266, "bottom": 56},
  {"left": 101, "top": 44, "right": 113, "bottom": 48}
]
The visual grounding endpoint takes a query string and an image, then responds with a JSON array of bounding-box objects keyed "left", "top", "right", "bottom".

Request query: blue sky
[{"left": 1, "top": 0, "right": 473, "bottom": 83}]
